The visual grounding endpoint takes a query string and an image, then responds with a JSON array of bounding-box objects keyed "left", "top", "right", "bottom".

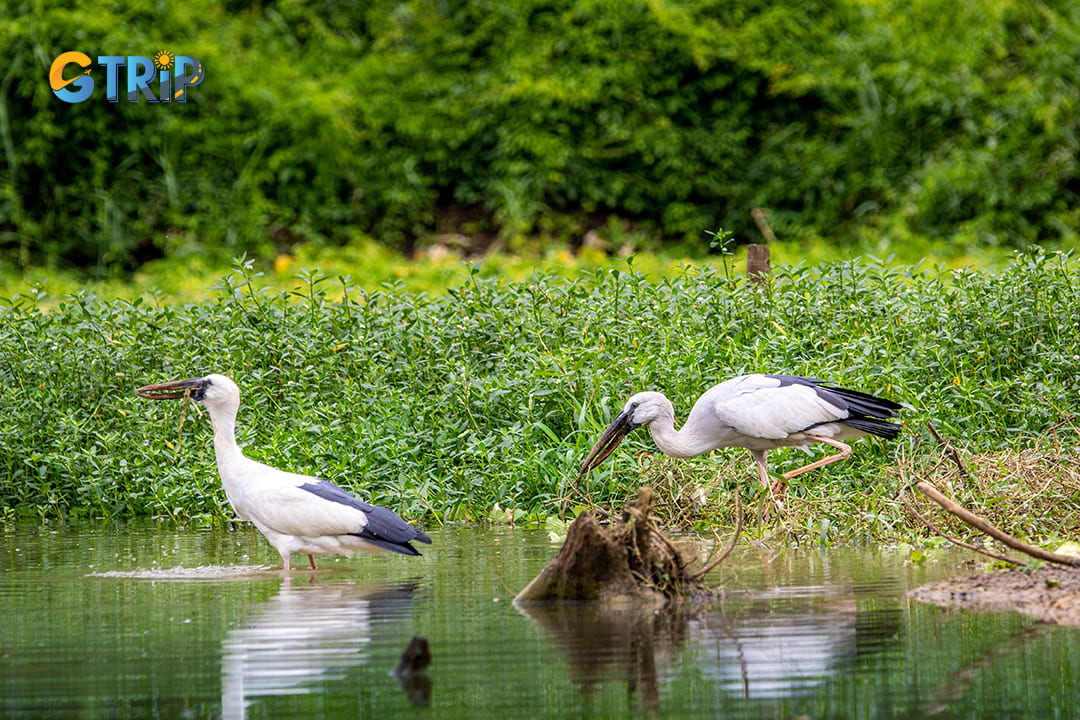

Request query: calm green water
[{"left": 1, "top": 523, "right": 1077, "bottom": 719}]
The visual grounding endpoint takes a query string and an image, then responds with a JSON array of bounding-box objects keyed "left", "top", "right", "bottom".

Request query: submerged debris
[{"left": 515, "top": 487, "right": 716, "bottom": 605}]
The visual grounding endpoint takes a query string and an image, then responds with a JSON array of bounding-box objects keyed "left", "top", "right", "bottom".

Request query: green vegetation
[
  {"left": 9, "top": 0, "right": 1079, "bottom": 544},
  {"left": 3, "top": 0, "right": 1079, "bottom": 277},
  {"left": 2, "top": 251, "right": 1078, "bottom": 544},
  {"left": 0, "top": 231, "right": 1022, "bottom": 305}
]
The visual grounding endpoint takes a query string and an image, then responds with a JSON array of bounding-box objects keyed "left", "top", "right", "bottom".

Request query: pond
[{"left": 1, "top": 522, "right": 1077, "bottom": 719}]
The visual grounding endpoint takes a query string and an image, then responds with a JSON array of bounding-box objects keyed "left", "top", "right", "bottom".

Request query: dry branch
[
  {"left": 911, "top": 478, "right": 1080, "bottom": 567},
  {"left": 903, "top": 423, "right": 1080, "bottom": 567},
  {"left": 927, "top": 422, "right": 968, "bottom": 480},
  {"left": 899, "top": 464, "right": 1022, "bottom": 567}
]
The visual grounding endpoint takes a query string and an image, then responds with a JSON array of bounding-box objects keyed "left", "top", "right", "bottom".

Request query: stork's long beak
[
  {"left": 578, "top": 409, "right": 639, "bottom": 477},
  {"left": 136, "top": 377, "right": 207, "bottom": 400}
]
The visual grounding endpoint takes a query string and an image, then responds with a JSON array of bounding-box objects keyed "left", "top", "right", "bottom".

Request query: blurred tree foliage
[{"left": 1, "top": 0, "right": 1078, "bottom": 274}]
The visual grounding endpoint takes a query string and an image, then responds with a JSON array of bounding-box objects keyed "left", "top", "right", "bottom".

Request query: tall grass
[{"left": 1, "top": 251, "right": 1078, "bottom": 539}]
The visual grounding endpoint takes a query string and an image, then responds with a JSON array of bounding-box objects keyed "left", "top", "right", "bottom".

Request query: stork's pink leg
[
  {"left": 781, "top": 435, "right": 852, "bottom": 481},
  {"left": 751, "top": 450, "right": 770, "bottom": 491},
  {"left": 752, "top": 450, "right": 785, "bottom": 514},
  {"left": 283, "top": 554, "right": 291, "bottom": 572},
  {"left": 308, "top": 554, "right": 318, "bottom": 570},
  {"left": 769, "top": 476, "right": 788, "bottom": 502}
]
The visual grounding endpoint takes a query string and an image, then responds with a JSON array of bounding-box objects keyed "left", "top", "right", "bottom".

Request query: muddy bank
[{"left": 908, "top": 566, "right": 1080, "bottom": 625}]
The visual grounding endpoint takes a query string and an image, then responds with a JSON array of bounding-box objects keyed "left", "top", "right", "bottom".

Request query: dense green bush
[
  {"left": 1, "top": 251, "right": 1077, "bottom": 524},
  {"left": 2, "top": 0, "right": 1078, "bottom": 274}
]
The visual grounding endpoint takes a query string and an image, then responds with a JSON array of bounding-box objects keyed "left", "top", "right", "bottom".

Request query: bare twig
[
  {"left": 562, "top": 472, "right": 614, "bottom": 522},
  {"left": 690, "top": 479, "right": 743, "bottom": 580},
  {"left": 650, "top": 526, "right": 686, "bottom": 574},
  {"left": 1044, "top": 413, "right": 1078, "bottom": 452},
  {"left": 927, "top": 422, "right": 968, "bottom": 480},
  {"left": 894, "top": 446, "right": 952, "bottom": 499},
  {"left": 1044, "top": 414, "right": 1077, "bottom": 435}
]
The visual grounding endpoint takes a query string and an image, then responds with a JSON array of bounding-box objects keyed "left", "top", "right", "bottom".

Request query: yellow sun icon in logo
[{"left": 154, "top": 51, "right": 174, "bottom": 71}]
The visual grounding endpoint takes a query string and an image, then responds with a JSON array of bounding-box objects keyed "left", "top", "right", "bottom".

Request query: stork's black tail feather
[
  {"left": 840, "top": 416, "right": 903, "bottom": 439},
  {"left": 822, "top": 384, "right": 903, "bottom": 439},
  {"left": 824, "top": 385, "right": 902, "bottom": 417},
  {"left": 352, "top": 534, "right": 425, "bottom": 556},
  {"left": 766, "top": 374, "right": 904, "bottom": 440}
]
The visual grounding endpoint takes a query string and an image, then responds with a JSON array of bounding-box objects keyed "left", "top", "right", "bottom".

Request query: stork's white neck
[
  {"left": 644, "top": 409, "right": 720, "bottom": 459},
  {"left": 205, "top": 402, "right": 247, "bottom": 475}
]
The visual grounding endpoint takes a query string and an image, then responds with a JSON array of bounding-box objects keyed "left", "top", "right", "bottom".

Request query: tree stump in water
[{"left": 515, "top": 487, "right": 713, "bottom": 605}]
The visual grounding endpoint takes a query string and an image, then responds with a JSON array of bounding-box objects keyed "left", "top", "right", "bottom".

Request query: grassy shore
[{"left": 2, "top": 249, "right": 1078, "bottom": 546}]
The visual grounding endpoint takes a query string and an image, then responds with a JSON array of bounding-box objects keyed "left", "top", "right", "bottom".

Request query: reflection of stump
[
  {"left": 515, "top": 488, "right": 713, "bottom": 605},
  {"left": 514, "top": 602, "right": 697, "bottom": 711},
  {"left": 393, "top": 636, "right": 432, "bottom": 707}
]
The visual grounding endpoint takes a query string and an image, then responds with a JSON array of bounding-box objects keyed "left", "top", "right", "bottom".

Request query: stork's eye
[{"left": 191, "top": 380, "right": 210, "bottom": 401}]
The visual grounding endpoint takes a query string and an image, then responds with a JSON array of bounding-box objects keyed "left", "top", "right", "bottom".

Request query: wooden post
[{"left": 746, "top": 243, "right": 770, "bottom": 281}]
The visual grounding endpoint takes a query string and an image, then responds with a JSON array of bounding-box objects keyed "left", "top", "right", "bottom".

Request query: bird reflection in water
[
  {"left": 220, "top": 577, "right": 423, "bottom": 719},
  {"left": 690, "top": 585, "right": 861, "bottom": 699}
]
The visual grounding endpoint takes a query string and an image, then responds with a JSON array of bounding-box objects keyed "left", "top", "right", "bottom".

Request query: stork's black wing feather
[
  {"left": 299, "top": 480, "right": 432, "bottom": 555},
  {"left": 767, "top": 374, "right": 903, "bottom": 439}
]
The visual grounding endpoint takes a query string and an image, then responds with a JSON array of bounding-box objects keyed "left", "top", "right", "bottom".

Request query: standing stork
[
  {"left": 137, "top": 374, "right": 431, "bottom": 570},
  {"left": 578, "top": 374, "right": 902, "bottom": 506}
]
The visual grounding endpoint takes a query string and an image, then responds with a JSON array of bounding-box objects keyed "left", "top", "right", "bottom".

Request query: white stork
[
  {"left": 579, "top": 374, "right": 902, "bottom": 504},
  {"left": 137, "top": 374, "right": 431, "bottom": 570}
]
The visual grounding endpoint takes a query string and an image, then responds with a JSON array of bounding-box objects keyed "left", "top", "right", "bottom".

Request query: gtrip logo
[{"left": 49, "top": 51, "right": 204, "bottom": 104}]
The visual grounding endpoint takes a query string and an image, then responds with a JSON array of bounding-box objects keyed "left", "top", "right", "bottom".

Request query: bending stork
[
  {"left": 579, "top": 374, "right": 902, "bottom": 505},
  {"left": 137, "top": 374, "right": 431, "bottom": 570}
]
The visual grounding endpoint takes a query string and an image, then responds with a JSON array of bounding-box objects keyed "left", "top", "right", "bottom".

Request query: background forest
[{"left": 2, "top": 0, "right": 1079, "bottom": 279}]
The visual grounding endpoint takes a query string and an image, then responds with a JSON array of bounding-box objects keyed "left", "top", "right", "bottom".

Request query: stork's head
[
  {"left": 136, "top": 373, "right": 241, "bottom": 414},
  {"left": 578, "top": 391, "right": 673, "bottom": 476}
]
